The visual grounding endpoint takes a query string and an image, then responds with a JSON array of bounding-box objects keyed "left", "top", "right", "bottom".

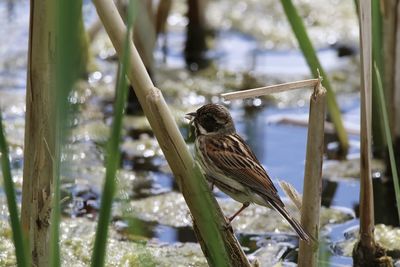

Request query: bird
[{"left": 186, "top": 103, "right": 312, "bottom": 243}]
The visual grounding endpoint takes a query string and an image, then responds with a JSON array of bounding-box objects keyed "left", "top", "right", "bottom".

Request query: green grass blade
[
  {"left": 0, "top": 113, "right": 28, "bottom": 267},
  {"left": 280, "top": 0, "right": 349, "bottom": 155},
  {"left": 50, "top": 0, "right": 84, "bottom": 266},
  {"left": 374, "top": 63, "right": 400, "bottom": 222},
  {"left": 90, "top": 1, "right": 134, "bottom": 266}
]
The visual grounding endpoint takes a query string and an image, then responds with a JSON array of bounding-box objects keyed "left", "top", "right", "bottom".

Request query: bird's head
[{"left": 186, "top": 104, "right": 236, "bottom": 136}]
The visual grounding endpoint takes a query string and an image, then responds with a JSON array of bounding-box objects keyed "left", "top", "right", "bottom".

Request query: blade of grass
[
  {"left": 0, "top": 113, "right": 28, "bottom": 267},
  {"left": 280, "top": 0, "right": 349, "bottom": 156},
  {"left": 374, "top": 63, "right": 400, "bottom": 222},
  {"left": 50, "top": 0, "right": 84, "bottom": 266},
  {"left": 90, "top": 1, "right": 134, "bottom": 266}
]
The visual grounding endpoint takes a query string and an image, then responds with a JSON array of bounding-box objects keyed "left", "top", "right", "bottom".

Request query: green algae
[
  {"left": 123, "top": 192, "right": 353, "bottom": 234},
  {"left": 0, "top": 217, "right": 208, "bottom": 267},
  {"left": 333, "top": 224, "right": 400, "bottom": 258}
]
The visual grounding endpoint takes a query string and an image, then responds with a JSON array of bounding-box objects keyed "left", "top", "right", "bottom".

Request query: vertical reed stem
[
  {"left": 298, "top": 79, "right": 326, "bottom": 267},
  {"left": 353, "top": 2, "right": 392, "bottom": 266},
  {"left": 358, "top": 0, "right": 374, "bottom": 250},
  {"left": 352, "top": 2, "right": 387, "bottom": 266},
  {"left": 21, "top": 1, "right": 56, "bottom": 265}
]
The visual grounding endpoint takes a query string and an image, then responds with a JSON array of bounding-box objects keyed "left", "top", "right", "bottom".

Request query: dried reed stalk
[
  {"left": 298, "top": 79, "right": 326, "bottom": 267},
  {"left": 21, "top": 1, "right": 57, "bottom": 265},
  {"left": 352, "top": 1, "right": 391, "bottom": 266},
  {"left": 92, "top": 0, "right": 250, "bottom": 266},
  {"left": 221, "top": 79, "right": 319, "bottom": 100},
  {"left": 358, "top": 0, "right": 374, "bottom": 252}
]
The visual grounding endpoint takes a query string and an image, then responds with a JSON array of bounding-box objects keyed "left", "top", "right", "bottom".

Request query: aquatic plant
[
  {"left": 298, "top": 78, "right": 326, "bottom": 267},
  {"left": 370, "top": 0, "right": 400, "bottom": 222},
  {"left": 352, "top": 2, "right": 391, "bottom": 266},
  {"left": 21, "top": 1, "right": 59, "bottom": 266},
  {"left": 280, "top": 0, "right": 349, "bottom": 157},
  {"left": 374, "top": 64, "right": 400, "bottom": 224},
  {"left": 91, "top": 0, "right": 132, "bottom": 266},
  {"left": 0, "top": 113, "right": 28, "bottom": 267},
  {"left": 370, "top": 0, "right": 385, "bottom": 156}
]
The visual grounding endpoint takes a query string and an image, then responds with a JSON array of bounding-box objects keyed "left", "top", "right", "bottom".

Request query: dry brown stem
[
  {"left": 297, "top": 79, "right": 326, "bottom": 267},
  {"left": 221, "top": 78, "right": 319, "bottom": 100}
]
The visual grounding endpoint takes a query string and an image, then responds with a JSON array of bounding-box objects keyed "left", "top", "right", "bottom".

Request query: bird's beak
[{"left": 185, "top": 112, "right": 197, "bottom": 121}]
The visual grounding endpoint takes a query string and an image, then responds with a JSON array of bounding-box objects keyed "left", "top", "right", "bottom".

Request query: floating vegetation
[
  {"left": 120, "top": 192, "right": 353, "bottom": 233},
  {"left": 333, "top": 224, "right": 400, "bottom": 258},
  {"left": 0, "top": 218, "right": 208, "bottom": 267}
]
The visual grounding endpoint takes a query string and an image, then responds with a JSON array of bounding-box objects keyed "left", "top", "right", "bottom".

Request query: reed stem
[
  {"left": 221, "top": 79, "right": 319, "bottom": 100},
  {"left": 298, "top": 79, "right": 326, "bottom": 267},
  {"left": 358, "top": 0, "right": 374, "bottom": 250},
  {"left": 21, "top": 1, "right": 57, "bottom": 265}
]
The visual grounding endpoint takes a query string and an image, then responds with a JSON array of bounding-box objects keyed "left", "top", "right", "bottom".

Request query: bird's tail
[{"left": 269, "top": 201, "right": 314, "bottom": 244}]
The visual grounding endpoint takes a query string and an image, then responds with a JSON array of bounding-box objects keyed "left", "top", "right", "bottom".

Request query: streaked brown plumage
[{"left": 186, "top": 103, "right": 312, "bottom": 243}]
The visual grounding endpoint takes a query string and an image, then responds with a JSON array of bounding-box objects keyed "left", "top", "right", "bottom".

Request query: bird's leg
[
  {"left": 228, "top": 202, "right": 250, "bottom": 223},
  {"left": 210, "top": 181, "right": 215, "bottom": 191}
]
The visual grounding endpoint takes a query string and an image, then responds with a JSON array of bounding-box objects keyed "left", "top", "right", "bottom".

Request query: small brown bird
[{"left": 186, "top": 103, "right": 312, "bottom": 242}]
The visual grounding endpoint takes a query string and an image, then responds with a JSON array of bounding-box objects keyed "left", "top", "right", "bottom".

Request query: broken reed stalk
[
  {"left": 92, "top": 0, "right": 250, "bottom": 266},
  {"left": 298, "top": 79, "right": 326, "bottom": 267},
  {"left": 222, "top": 79, "right": 319, "bottom": 100},
  {"left": 221, "top": 78, "right": 319, "bottom": 100},
  {"left": 353, "top": 1, "right": 391, "bottom": 266}
]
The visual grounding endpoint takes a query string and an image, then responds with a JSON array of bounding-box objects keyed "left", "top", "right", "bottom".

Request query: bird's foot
[{"left": 223, "top": 218, "right": 234, "bottom": 233}]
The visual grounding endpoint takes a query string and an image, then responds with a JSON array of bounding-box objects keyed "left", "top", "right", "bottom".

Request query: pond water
[{"left": 1, "top": 0, "right": 399, "bottom": 266}]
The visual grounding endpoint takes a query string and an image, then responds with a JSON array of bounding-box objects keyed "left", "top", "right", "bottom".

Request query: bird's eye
[{"left": 202, "top": 114, "right": 218, "bottom": 132}]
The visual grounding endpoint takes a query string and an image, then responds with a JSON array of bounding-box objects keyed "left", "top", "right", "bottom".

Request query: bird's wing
[{"left": 203, "top": 134, "right": 284, "bottom": 207}]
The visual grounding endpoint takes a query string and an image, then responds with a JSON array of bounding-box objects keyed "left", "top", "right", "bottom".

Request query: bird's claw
[{"left": 223, "top": 217, "right": 234, "bottom": 233}]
